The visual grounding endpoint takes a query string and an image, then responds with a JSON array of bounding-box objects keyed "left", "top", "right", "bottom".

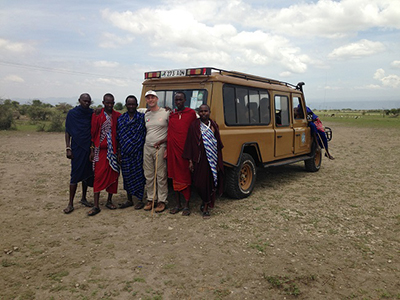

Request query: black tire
[
  {"left": 305, "top": 142, "right": 322, "bottom": 172},
  {"left": 225, "top": 153, "right": 257, "bottom": 199}
]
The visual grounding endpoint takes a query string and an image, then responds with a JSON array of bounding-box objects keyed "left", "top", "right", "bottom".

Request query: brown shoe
[
  {"left": 155, "top": 202, "right": 166, "bottom": 213},
  {"left": 144, "top": 201, "right": 154, "bottom": 211}
]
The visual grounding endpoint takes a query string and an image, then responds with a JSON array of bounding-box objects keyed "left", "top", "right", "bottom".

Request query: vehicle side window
[
  {"left": 275, "top": 95, "right": 290, "bottom": 127},
  {"left": 293, "top": 96, "right": 304, "bottom": 120},
  {"left": 223, "top": 84, "right": 270, "bottom": 126},
  {"left": 223, "top": 86, "right": 236, "bottom": 124},
  {"left": 259, "top": 92, "right": 270, "bottom": 124},
  {"left": 236, "top": 87, "right": 249, "bottom": 124},
  {"left": 249, "top": 89, "right": 260, "bottom": 124}
]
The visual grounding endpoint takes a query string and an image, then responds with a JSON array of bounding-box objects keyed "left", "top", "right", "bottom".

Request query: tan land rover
[{"left": 139, "top": 67, "right": 323, "bottom": 199}]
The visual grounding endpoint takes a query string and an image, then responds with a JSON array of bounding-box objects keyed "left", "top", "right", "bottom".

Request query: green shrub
[
  {"left": 0, "top": 105, "right": 15, "bottom": 130},
  {"left": 36, "top": 123, "right": 46, "bottom": 132},
  {"left": 47, "top": 112, "right": 65, "bottom": 132}
]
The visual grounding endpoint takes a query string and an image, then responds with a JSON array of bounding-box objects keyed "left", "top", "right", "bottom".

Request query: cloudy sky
[{"left": 1, "top": 0, "right": 399, "bottom": 108}]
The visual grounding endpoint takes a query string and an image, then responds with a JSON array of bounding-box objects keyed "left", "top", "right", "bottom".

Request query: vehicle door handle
[
  {"left": 277, "top": 135, "right": 282, "bottom": 138},
  {"left": 295, "top": 134, "right": 300, "bottom": 136}
]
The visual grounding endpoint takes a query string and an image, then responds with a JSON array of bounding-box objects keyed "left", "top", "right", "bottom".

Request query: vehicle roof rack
[{"left": 206, "top": 67, "right": 298, "bottom": 89}]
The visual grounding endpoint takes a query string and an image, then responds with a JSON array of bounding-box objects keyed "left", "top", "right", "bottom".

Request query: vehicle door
[
  {"left": 292, "top": 95, "right": 310, "bottom": 154},
  {"left": 274, "top": 94, "right": 293, "bottom": 157}
]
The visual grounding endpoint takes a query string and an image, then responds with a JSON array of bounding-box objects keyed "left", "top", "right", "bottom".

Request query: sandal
[
  {"left": 105, "top": 202, "right": 117, "bottom": 210},
  {"left": 119, "top": 201, "right": 133, "bottom": 209},
  {"left": 182, "top": 207, "right": 191, "bottom": 216},
  {"left": 134, "top": 201, "right": 145, "bottom": 210},
  {"left": 202, "top": 211, "right": 210, "bottom": 219},
  {"left": 88, "top": 207, "right": 101, "bottom": 216},
  {"left": 63, "top": 205, "right": 74, "bottom": 214},
  {"left": 170, "top": 206, "right": 183, "bottom": 214},
  {"left": 79, "top": 199, "right": 94, "bottom": 207}
]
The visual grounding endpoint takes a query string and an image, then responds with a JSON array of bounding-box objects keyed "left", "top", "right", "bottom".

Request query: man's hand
[{"left": 66, "top": 149, "right": 73, "bottom": 159}]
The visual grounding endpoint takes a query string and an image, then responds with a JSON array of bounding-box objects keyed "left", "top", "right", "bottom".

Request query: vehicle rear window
[{"left": 155, "top": 89, "right": 207, "bottom": 110}]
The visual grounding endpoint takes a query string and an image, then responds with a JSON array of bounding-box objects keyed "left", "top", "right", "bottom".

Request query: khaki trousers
[{"left": 143, "top": 144, "right": 168, "bottom": 203}]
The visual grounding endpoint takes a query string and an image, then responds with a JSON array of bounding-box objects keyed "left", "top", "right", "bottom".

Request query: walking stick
[
  {"left": 151, "top": 147, "right": 159, "bottom": 219},
  {"left": 316, "top": 131, "right": 327, "bottom": 156}
]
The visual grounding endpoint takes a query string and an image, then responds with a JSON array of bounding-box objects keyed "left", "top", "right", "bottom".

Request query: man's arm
[{"left": 65, "top": 132, "right": 73, "bottom": 159}]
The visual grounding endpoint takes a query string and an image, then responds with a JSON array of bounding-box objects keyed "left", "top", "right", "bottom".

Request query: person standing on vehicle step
[
  {"left": 143, "top": 90, "right": 170, "bottom": 213},
  {"left": 183, "top": 104, "right": 224, "bottom": 218},
  {"left": 305, "top": 106, "right": 334, "bottom": 160},
  {"left": 167, "top": 92, "right": 197, "bottom": 216}
]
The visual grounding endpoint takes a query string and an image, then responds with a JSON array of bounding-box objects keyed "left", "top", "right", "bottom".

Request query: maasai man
[
  {"left": 183, "top": 104, "right": 224, "bottom": 218},
  {"left": 168, "top": 92, "right": 197, "bottom": 216},
  {"left": 117, "top": 95, "right": 146, "bottom": 209},
  {"left": 88, "top": 93, "right": 121, "bottom": 216},
  {"left": 63, "top": 93, "right": 94, "bottom": 214},
  {"left": 143, "top": 90, "right": 170, "bottom": 213}
]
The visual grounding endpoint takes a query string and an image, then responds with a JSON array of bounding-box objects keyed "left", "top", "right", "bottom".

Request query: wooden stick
[{"left": 151, "top": 147, "right": 159, "bottom": 219}]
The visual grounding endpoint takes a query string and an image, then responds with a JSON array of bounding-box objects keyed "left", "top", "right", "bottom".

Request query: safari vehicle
[{"left": 139, "top": 67, "right": 323, "bottom": 199}]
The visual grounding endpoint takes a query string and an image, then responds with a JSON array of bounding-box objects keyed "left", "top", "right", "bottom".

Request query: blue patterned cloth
[
  {"left": 65, "top": 105, "right": 93, "bottom": 184},
  {"left": 117, "top": 111, "right": 146, "bottom": 199},
  {"left": 200, "top": 121, "right": 218, "bottom": 187}
]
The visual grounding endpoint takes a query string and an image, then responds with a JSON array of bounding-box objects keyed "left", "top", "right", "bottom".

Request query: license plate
[{"left": 160, "top": 69, "right": 186, "bottom": 78}]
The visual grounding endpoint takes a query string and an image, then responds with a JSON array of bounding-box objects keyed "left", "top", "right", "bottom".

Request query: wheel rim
[
  {"left": 315, "top": 148, "right": 321, "bottom": 166},
  {"left": 239, "top": 163, "right": 253, "bottom": 191}
]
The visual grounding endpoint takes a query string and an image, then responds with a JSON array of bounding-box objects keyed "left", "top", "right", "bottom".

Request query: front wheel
[
  {"left": 225, "top": 153, "right": 257, "bottom": 199},
  {"left": 304, "top": 142, "right": 322, "bottom": 172}
]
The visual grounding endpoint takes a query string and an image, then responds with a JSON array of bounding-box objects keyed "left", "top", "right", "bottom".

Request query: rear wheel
[
  {"left": 305, "top": 142, "right": 322, "bottom": 172},
  {"left": 225, "top": 153, "right": 257, "bottom": 199}
]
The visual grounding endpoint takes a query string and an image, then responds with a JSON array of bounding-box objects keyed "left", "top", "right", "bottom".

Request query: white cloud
[
  {"left": 0, "top": 38, "right": 34, "bottom": 53},
  {"left": 279, "top": 71, "right": 292, "bottom": 77},
  {"left": 373, "top": 68, "right": 385, "bottom": 80},
  {"left": 328, "top": 39, "right": 385, "bottom": 60},
  {"left": 85, "top": 77, "right": 129, "bottom": 87},
  {"left": 391, "top": 60, "right": 400, "bottom": 69},
  {"left": 324, "top": 86, "right": 341, "bottom": 90},
  {"left": 158, "top": 0, "right": 400, "bottom": 38},
  {"left": 374, "top": 68, "right": 400, "bottom": 88},
  {"left": 93, "top": 60, "right": 120, "bottom": 68},
  {"left": 355, "top": 84, "right": 381, "bottom": 90},
  {"left": 101, "top": 7, "right": 311, "bottom": 73},
  {"left": 3, "top": 74, "right": 25, "bottom": 83},
  {"left": 262, "top": 0, "right": 400, "bottom": 38},
  {"left": 99, "top": 32, "right": 134, "bottom": 48}
]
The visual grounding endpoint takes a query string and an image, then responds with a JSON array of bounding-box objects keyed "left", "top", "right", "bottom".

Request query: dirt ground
[{"left": 0, "top": 122, "right": 399, "bottom": 300}]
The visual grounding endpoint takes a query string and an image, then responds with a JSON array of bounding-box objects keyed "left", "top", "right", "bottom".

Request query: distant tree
[
  {"left": 56, "top": 102, "right": 73, "bottom": 114},
  {"left": 28, "top": 106, "right": 52, "bottom": 121},
  {"left": 18, "top": 104, "right": 30, "bottom": 116},
  {"left": 114, "top": 102, "right": 123, "bottom": 110},
  {"left": 31, "top": 99, "right": 52, "bottom": 108},
  {"left": 0, "top": 102, "right": 15, "bottom": 130},
  {"left": 47, "top": 111, "right": 64, "bottom": 132}
]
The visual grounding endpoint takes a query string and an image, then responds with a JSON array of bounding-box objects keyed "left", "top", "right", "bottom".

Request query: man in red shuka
[
  {"left": 88, "top": 93, "right": 121, "bottom": 216},
  {"left": 167, "top": 92, "right": 197, "bottom": 216}
]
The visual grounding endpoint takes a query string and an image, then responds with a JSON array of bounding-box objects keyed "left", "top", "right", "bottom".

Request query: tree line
[{"left": 0, "top": 99, "right": 126, "bottom": 131}]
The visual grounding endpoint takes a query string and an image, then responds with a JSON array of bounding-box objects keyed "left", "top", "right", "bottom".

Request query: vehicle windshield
[{"left": 155, "top": 89, "right": 207, "bottom": 110}]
